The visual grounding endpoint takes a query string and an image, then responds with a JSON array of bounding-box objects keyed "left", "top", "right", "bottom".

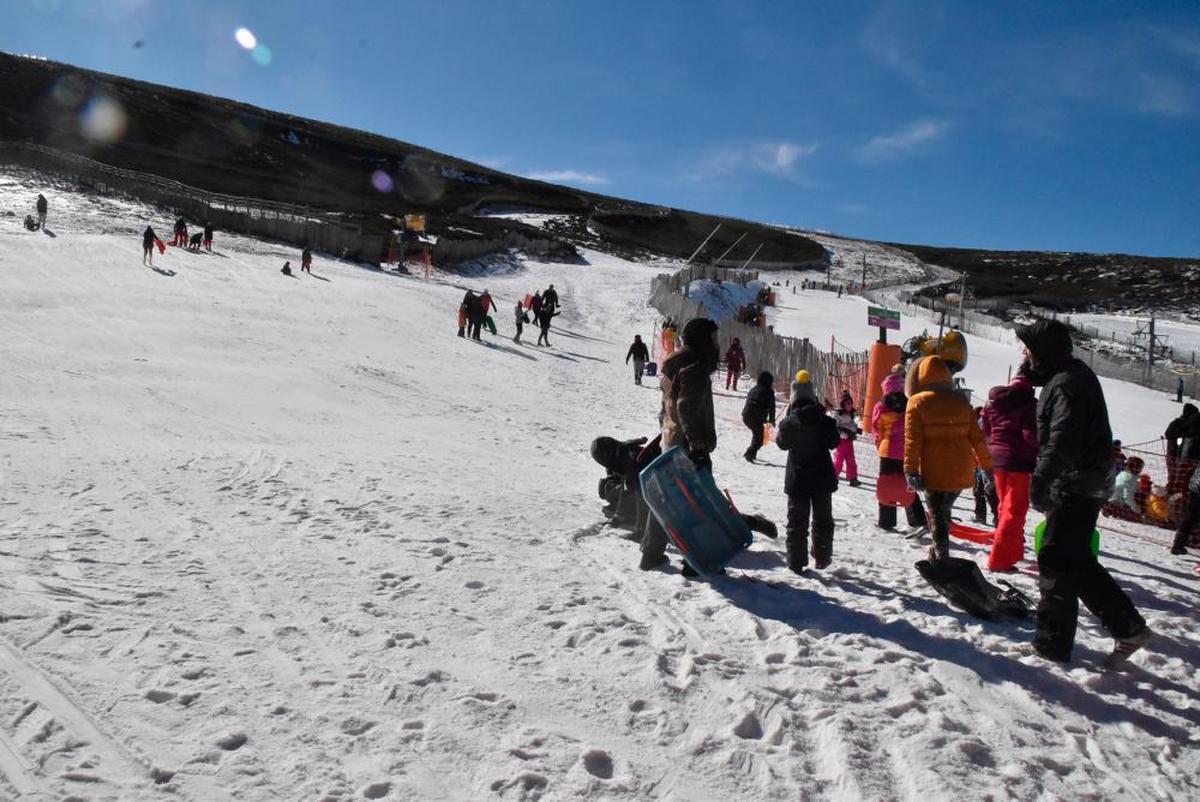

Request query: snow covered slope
[{"left": 0, "top": 169, "right": 1197, "bottom": 801}]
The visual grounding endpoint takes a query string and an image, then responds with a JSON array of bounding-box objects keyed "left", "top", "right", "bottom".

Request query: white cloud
[
  {"left": 687, "top": 140, "right": 818, "bottom": 182},
  {"left": 857, "top": 119, "right": 948, "bottom": 163},
  {"left": 525, "top": 169, "right": 609, "bottom": 186}
]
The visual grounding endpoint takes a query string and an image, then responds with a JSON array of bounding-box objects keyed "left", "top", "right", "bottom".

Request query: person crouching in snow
[
  {"left": 903, "top": 355, "right": 993, "bottom": 562},
  {"left": 741, "top": 371, "right": 776, "bottom": 462},
  {"left": 776, "top": 382, "right": 839, "bottom": 573},
  {"left": 981, "top": 369, "right": 1038, "bottom": 572},
  {"left": 833, "top": 391, "right": 861, "bottom": 487},
  {"left": 873, "top": 365, "right": 928, "bottom": 534}
]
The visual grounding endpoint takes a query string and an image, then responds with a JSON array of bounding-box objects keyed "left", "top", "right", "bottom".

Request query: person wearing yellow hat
[{"left": 790, "top": 369, "right": 815, "bottom": 408}]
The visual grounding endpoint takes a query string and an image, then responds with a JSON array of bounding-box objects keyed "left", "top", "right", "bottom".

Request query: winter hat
[
  {"left": 881, "top": 370, "right": 905, "bottom": 395},
  {"left": 756, "top": 371, "right": 774, "bottom": 387},
  {"left": 790, "top": 377, "right": 816, "bottom": 406},
  {"left": 589, "top": 437, "right": 621, "bottom": 471},
  {"left": 794, "top": 369, "right": 810, "bottom": 384},
  {"left": 1015, "top": 319, "right": 1073, "bottom": 368},
  {"left": 681, "top": 317, "right": 719, "bottom": 350},
  {"left": 905, "top": 355, "right": 954, "bottom": 397}
]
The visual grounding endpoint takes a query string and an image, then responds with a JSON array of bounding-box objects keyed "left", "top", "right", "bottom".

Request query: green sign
[{"left": 868, "top": 306, "right": 901, "bottom": 330}]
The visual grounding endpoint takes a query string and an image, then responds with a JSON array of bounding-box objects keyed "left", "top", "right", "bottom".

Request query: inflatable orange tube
[{"left": 862, "top": 342, "right": 902, "bottom": 435}]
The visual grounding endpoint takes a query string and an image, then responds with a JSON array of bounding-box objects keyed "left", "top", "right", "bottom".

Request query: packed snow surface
[{"left": 0, "top": 168, "right": 1197, "bottom": 800}]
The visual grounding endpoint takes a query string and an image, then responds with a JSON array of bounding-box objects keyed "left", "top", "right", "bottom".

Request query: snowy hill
[{"left": 1, "top": 168, "right": 1198, "bottom": 800}]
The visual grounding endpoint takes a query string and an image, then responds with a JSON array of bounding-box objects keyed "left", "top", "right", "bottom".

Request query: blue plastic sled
[{"left": 639, "top": 446, "right": 753, "bottom": 575}]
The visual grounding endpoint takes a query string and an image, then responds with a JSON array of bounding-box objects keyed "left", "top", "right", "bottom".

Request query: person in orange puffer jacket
[
  {"left": 903, "top": 355, "right": 993, "bottom": 561},
  {"left": 873, "top": 365, "right": 928, "bottom": 533}
]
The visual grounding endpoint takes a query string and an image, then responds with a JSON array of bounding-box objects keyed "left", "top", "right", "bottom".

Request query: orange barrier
[{"left": 862, "top": 342, "right": 902, "bottom": 435}]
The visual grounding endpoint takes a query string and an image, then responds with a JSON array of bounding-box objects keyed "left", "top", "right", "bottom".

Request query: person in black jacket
[
  {"left": 741, "top": 371, "right": 776, "bottom": 462},
  {"left": 36, "top": 193, "right": 47, "bottom": 227},
  {"left": 543, "top": 284, "right": 559, "bottom": 313},
  {"left": 535, "top": 307, "right": 560, "bottom": 347},
  {"left": 1017, "top": 319, "right": 1150, "bottom": 668},
  {"left": 775, "top": 395, "right": 839, "bottom": 573},
  {"left": 1164, "top": 403, "right": 1200, "bottom": 493},
  {"left": 142, "top": 226, "right": 157, "bottom": 265},
  {"left": 626, "top": 335, "right": 650, "bottom": 385}
]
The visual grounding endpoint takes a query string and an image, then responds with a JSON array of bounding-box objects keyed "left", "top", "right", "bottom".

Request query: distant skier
[
  {"left": 513, "top": 301, "right": 529, "bottom": 344},
  {"left": 543, "top": 284, "right": 559, "bottom": 313},
  {"left": 723, "top": 337, "right": 746, "bottom": 391},
  {"left": 741, "top": 371, "right": 776, "bottom": 462},
  {"left": 833, "top": 391, "right": 861, "bottom": 487},
  {"left": 301, "top": 247, "right": 312, "bottom": 274},
  {"left": 776, "top": 388, "right": 839, "bottom": 573},
  {"left": 142, "top": 225, "right": 157, "bottom": 265},
  {"left": 626, "top": 335, "right": 650, "bottom": 385},
  {"left": 1015, "top": 319, "right": 1150, "bottom": 667},
  {"left": 203, "top": 221, "right": 214, "bottom": 252},
  {"left": 35, "top": 193, "right": 47, "bottom": 228}
]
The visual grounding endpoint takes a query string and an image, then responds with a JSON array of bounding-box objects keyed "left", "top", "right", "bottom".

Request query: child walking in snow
[
  {"left": 741, "top": 371, "right": 776, "bottom": 462},
  {"left": 776, "top": 387, "right": 840, "bottom": 573},
  {"left": 833, "top": 390, "right": 861, "bottom": 487},
  {"left": 872, "top": 365, "right": 928, "bottom": 534}
]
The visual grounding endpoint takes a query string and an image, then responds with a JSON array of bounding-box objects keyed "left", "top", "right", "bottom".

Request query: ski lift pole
[
  {"left": 712, "top": 232, "right": 748, "bottom": 267},
  {"left": 685, "top": 223, "right": 722, "bottom": 265},
  {"left": 739, "top": 242, "right": 765, "bottom": 271}
]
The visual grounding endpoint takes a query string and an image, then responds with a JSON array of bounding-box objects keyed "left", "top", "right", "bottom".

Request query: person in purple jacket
[{"left": 981, "top": 368, "right": 1039, "bottom": 571}]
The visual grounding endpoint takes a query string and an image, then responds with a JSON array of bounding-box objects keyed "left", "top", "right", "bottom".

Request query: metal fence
[
  {"left": 0, "top": 140, "right": 384, "bottom": 262},
  {"left": 648, "top": 271, "right": 868, "bottom": 407}
]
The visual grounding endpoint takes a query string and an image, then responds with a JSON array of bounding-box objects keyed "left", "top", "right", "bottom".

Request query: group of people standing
[
  {"left": 458, "top": 284, "right": 561, "bottom": 346},
  {"left": 630, "top": 314, "right": 1148, "bottom": 667},
  {"left": 141, "top": 219, "right": 220, "bottom": 265}
]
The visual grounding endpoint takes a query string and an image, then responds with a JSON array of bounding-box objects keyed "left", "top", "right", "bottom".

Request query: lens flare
[
  {"left": 371, "top": 170, "right": 394, "bottom": 193},
  {"left": 235, "top": 27, "right": 257, "bottom": 50},
  {"left": 252, "top": 44, "right": 272, "bottom": 66},
  {"left": 79, "top": 96, "right": 127, "bottom": 143}
]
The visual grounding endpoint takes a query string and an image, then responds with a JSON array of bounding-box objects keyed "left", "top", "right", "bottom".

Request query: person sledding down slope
[
  {"left": 1016, "top": 319, "right": 1150, "bottom": 667},
  {"left": 903, "top": 355, "right": 993, "bottom": 562},
  {"left": 639, "top": 318, "right": 775, "bottom": 574}
]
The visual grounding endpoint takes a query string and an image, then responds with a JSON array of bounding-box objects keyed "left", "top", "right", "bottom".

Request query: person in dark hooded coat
[
  {"left": 640, "top": 317, "right": 720, "bottom": 572},
  {"left": 775, "top": 393, "right": 839, "bottom": 573},
  {"left": 1164, "top": 403, "right": 1200, "bottom": 493},
  {"left": 741, "top": 371, "right": 776, "bottom": 462},
  {"left": 1016, "top": 319, "right": 1150, "bottom": 668}
]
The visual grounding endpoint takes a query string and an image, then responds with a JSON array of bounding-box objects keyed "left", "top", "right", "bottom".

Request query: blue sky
[{"left": 4, "top": 0, "right": 1200, "bottom": 257}]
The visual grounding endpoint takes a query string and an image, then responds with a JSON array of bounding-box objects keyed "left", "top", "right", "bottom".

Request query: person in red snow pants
[{"left": 981, "top": 370, "right": 1038, "bottom": 571}]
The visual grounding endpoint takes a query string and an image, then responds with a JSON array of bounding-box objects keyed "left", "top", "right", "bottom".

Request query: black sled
[{"left": 915, "top": 557, "right": 1033, "bottom": 622}]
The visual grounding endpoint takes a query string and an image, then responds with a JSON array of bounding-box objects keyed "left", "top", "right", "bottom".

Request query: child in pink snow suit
[{"left": 834, "top": 390, "right": 861, "bottom": 487}]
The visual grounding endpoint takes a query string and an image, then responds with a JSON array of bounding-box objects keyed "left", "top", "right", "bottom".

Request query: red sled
[
  {"left": 876, "top": 472, "right": 915, "bottom": 507},
  {"left": 155, "top": 237, "right": 166, "bottom": 254},
  {"left": 950, "top": 521, "right": 994, "bottom": 545},
  {"left": 523, "top": 293, "right": 533, "bottom": 309}
]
